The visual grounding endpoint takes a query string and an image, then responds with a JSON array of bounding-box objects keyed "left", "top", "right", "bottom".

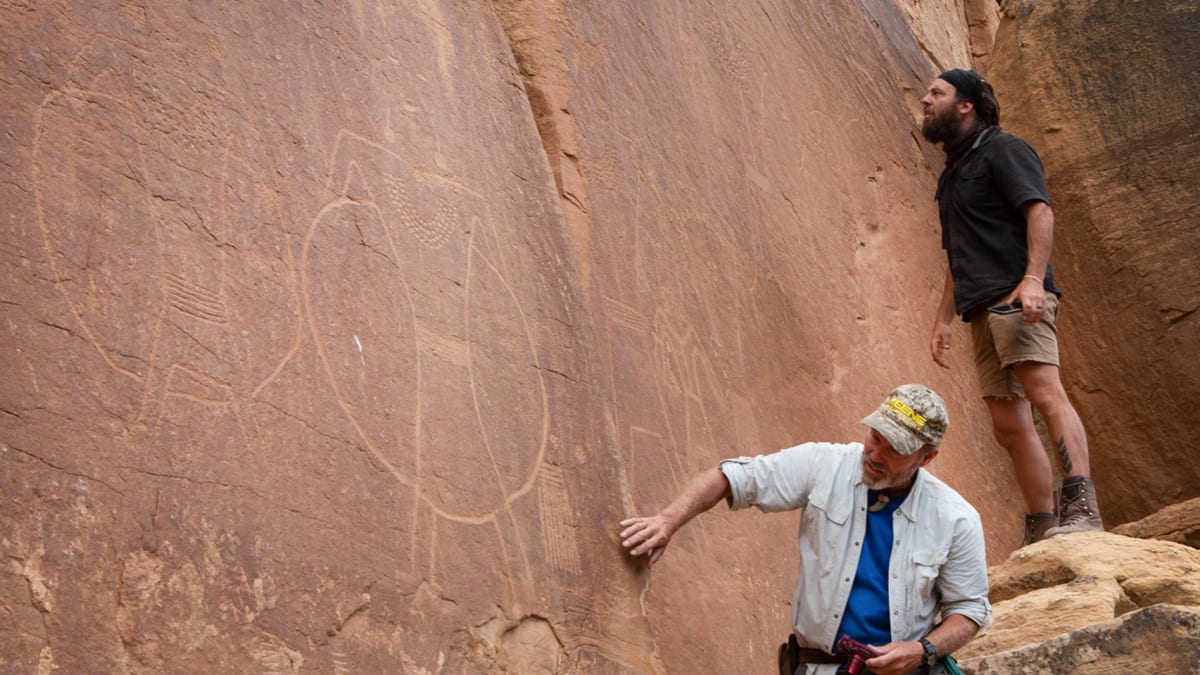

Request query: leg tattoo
[{"left": 1056, "top": 437, "right": 1073, "bottom": 475}]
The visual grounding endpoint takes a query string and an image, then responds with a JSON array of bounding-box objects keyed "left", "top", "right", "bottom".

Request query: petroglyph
[
  {"left": 165, "top": 273, "right": 229, "bottom": 324},
  {"left": 588, "top": 125, "right": 748, "bottom": 550},
  {"left": 303, "top": 129, "right": 550, "bottom": 596},
  {"left": 389, "top": 177, "right": 455, "bottom": 250},
  {"left": 625, "top": 425, "right": 677, "bottom": 508},
  {"left": 416, "top": 325, "right": 471, "bottom": 368},
  {"left": 162, "top": 364, "right": 233, "bottom": 405},
  {"left": 602, "top": 295, "right": 649, "bottom": 333},
  {"left": 13, "top": 7, "right": 659, "bottom": 670},
  {"left": 601, "top": 294, "right": 741, "bottom": 563},
  {"left": 31, "top": 35, "right": 301, "bottom": 435},
  {"left": 537, "top": 463, "right": 582, "bottom": 576}
]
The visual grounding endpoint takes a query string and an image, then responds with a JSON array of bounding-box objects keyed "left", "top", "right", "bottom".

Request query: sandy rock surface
[{"left": 3, "top": 0, "right": 1197, "bottom": 672}]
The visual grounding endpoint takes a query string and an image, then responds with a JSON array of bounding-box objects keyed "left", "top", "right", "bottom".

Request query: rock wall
[
  {"left": 988, "top": 0, "right": 1200, "bottom": 525},
  {"left": 8, "top": 0, "right": 1194, "bottom": 673},
  {"left": 4, "top": 3, "right": 606, "bottom": 672},
  {"left": 0, "top": 2, "right": 997, "bottom": 672}
]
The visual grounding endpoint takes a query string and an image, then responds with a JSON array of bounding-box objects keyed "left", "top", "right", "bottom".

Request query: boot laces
[{"left": 1059, "top": 492, "right": 1094, "bottom": 524}]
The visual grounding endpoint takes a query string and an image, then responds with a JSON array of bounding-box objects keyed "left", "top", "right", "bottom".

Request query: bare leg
[
  {"left": 1013, "top": 362, "right": 1103, "bottom": 534},
  {"left": 1011, "top": 362, "right": 1091, "bottom": 478},
  {"left": 985, "top": 396, "right": 1056, "bottom": 514}
]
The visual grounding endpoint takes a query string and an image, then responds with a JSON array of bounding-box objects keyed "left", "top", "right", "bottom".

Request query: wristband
[
  {"left": 919, "top": 637, "right": 939, "bottom": 666},
  {"left": 1023, "top": 274, "right": 1043, "bottom": 284}
]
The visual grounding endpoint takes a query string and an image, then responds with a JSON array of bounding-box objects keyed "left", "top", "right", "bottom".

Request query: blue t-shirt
[{"left": 834, "top": 489, "right": 905, "bottom": 650}]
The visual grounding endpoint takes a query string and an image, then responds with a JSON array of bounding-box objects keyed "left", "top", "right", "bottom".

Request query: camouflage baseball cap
[{"left": 860, "top": 384, "right": 949, "bottom": 455}]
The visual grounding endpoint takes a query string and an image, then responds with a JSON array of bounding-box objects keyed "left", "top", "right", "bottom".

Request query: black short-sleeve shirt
[{"left": 936, "top": 127, "right": 1061, "bottom": 318}]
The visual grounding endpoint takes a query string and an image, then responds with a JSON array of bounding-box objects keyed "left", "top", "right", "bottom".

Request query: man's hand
[
  {"left": 618, "top": 467, "right": 731, "bottom": 567},
  {"left": 619, "top": 515, "right": 675, "bottom": 566},
  {"left": 931, "top": 268, "right": 957, "bottom": 368},
  {"left": 864, "top": 640, "right": 925, "bottom": 675},
  {"left": 1018, "top": 200, "right": 1054, "bottom": 325},
  {"left": 1015, "top": 276, "right": 1048, "bottom": 325},
  {"left": 930, "top": 322, "right": 953, "bottom": 369}
]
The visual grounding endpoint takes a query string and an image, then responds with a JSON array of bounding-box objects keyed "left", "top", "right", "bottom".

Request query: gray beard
[{"left": 863, "top": 464, "right": 920, "bottom": 491}]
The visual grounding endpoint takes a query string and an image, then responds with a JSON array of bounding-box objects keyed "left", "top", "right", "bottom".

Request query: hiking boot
[
  {"left": 1023, "top": 512, "right": 1059, "bottom": 545},
  {"left": 1045, "top": 476, "right": 1104, "bottom": 536}
]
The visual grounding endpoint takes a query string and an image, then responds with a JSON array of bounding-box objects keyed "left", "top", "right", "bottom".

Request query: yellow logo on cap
[{"left": 887, "top": 396, "right": 927, "bottom": 431}]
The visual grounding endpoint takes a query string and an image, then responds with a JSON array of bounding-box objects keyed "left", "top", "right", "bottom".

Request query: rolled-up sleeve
[
  {"left": 719, "top": 443, "right": 843, "bottom": 513},
  {"left": 937, "top": 510, "right": 993, "bottom": 630},
  {"left": 718, "top": 457, "right": 759, "bottom": 510}
]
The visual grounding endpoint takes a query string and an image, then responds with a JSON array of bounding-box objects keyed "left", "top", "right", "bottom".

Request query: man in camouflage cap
[
  {"left": 859, "top": 383, "right": 949, "bottom": 458},
  {"left": 620, "top": 384, "right": 989, "bottom": 675}
]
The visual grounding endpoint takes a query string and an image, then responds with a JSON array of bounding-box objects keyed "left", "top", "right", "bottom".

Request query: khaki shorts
[{"left": 970, "top": 294, "right": 1061, "bottom": 399}]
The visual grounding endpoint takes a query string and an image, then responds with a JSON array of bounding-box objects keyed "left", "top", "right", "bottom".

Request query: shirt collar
[{"left": 895, "top": 469, "right": 930, "bottom": 521}]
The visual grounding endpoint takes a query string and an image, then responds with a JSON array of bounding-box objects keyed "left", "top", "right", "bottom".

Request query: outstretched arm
[{"left": 619, "top": 467, "right": 731, "bottom": 567}]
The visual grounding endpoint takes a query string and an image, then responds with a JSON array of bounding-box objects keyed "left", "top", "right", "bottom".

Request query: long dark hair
[{"left": 973, "top": 80, "right": 1001, "bottom": 127}]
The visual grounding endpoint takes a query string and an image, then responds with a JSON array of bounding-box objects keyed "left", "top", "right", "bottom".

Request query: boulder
[
  {"left": 988, "top": 531, "right": 1200, "bottom": 605},
  {"left": 962, "top": 604, "right": 1200, "bottom": 675},
  {"left": 958, "top": 531, "right": 1200, "bottom": 665},
  {"left": 1113, "top": 496, "right": 1200, "bottom": 549}
]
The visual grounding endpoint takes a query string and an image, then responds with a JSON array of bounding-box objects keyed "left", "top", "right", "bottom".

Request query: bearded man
[
  {"left": 620, "top": 384, "right": 989, "bottom": 675},
  {"left": 921, "top": 68, "right": 1104, "bottom": 545}
]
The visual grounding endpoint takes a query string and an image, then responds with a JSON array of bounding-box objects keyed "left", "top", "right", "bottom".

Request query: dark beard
[{"left": 921, "top": 109, "right": 960, "bottom": 144}]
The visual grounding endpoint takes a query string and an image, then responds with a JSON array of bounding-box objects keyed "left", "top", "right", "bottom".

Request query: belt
[{"left": 793, "top": 647, "right": 844, "bottom": 665}]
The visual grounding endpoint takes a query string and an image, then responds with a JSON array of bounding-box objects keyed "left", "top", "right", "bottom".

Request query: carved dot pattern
[{"left": 389, "top": 179, "right": 454, "bottom": 249}]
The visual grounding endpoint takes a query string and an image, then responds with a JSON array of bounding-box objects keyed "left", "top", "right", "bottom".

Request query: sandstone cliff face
[
  {"left": 2, "top": 1, "right": 1194, "bottom": 674},
  {"left": 0, "top": 2, "right": 995, "bottom": 672},
  {"left": 4, "top": 3, "right": 601, "bottom": 672}
]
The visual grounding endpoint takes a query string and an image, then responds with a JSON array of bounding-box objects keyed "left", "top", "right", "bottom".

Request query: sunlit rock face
[
  {"left": 13, "top": 0, "right": 1198, "bottom": 673},
  {"left": 4, "top": 3, "right": 600, "bottom": 672}
]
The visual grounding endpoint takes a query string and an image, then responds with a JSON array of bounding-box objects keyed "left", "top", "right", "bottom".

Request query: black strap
[
  {"left": 778, "top": 634, "right": 801, "bottom": 675},
  {"left": 779, "top": 634, "right": 846, "bottom": 674}
]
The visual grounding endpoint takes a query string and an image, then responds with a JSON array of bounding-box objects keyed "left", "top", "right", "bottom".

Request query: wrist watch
[{"left": 918, "top": 637, "right": 938, "bottom": 666}]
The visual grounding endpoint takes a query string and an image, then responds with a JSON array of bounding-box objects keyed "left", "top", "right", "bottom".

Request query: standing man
[
  {"left": 620, "top": 385, "right": 990, "bottom": 675},
  {"left": 921, "top": 68, "right": 1104, "bottom": 544}
]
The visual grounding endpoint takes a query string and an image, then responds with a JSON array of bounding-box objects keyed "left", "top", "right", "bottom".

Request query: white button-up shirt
[{"left": 720, "top": 442, "right": 991, "bottom": 661}]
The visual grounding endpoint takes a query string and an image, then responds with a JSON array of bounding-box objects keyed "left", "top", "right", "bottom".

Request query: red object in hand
[{"left": 836, "top": 635, "right": 881, "bottom": 675}]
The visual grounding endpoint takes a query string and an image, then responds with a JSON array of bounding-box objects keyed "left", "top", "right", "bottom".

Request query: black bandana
[{"left": 938, "top": 68, "right": 986, "bottom": 106}]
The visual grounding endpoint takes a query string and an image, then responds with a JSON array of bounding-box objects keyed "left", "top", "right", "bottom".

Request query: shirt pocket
[
  {"left": 804, "top": 484, "right": 853, "bottom": 577},
  {"left": 952, "top": 161, "right": 992, "bottom": 210},
  {"left": 806, "top": 478, "right": 851, "bottom": 526},
  {"left": 912, "top": 548, "right": 949, "bottom": 604},
  {"left": 957, "top": 160, "right": 990, "bottom": 182}
]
